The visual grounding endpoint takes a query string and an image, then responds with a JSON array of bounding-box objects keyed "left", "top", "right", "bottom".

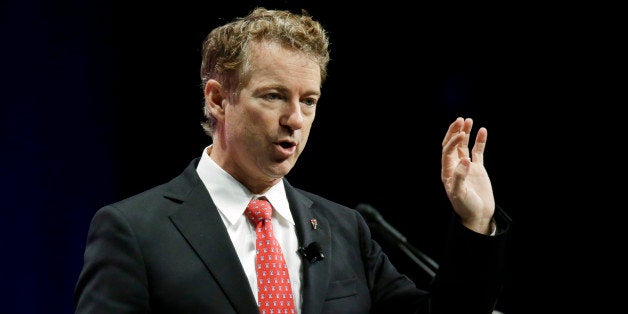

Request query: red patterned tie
[{"left": 245, "top": 198, "right": 296, "bottom": 314}]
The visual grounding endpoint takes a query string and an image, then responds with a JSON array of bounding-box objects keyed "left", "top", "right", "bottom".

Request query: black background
[{"left": 1, "top": 0, "right": 623, "bottom": 313}]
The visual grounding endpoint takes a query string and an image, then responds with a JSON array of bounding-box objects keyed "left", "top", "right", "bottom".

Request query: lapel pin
[{"left": 310, "top": 218, "right": 318, "bottom": 230}]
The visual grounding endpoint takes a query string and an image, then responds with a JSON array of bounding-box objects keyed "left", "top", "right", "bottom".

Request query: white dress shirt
[{"left": 195, "top": 146, "right": 303, "bottom": 313}]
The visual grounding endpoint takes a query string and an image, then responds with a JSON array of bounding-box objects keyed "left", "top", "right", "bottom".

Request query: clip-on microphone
[{"left": 298, "top": 242, "right": 325, "bottom": 263}]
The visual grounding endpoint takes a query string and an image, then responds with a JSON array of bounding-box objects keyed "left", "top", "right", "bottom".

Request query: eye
[
  {"left": 302, "top": 97, "right": 318, "bottom": 107},
  {"left": 264, "top": 93, "right": 282, "bottom": 101}
]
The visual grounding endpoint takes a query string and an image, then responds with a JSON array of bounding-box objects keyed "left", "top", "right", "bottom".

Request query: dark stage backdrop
[{"left": 2, "top": 0, "right": 619, "bottom": 313}]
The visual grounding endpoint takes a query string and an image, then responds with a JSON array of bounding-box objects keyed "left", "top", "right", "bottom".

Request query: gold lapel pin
[{"left": 310, "top": 218, "right": 318, "bottom": 230}]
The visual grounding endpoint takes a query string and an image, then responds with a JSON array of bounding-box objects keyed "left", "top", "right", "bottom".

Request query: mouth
[
  {"left": 278, "top": 141, "right": 296, "bottom": 149},
  {"left": 275, "top": 140, "right": 297, "bottom": 156}
]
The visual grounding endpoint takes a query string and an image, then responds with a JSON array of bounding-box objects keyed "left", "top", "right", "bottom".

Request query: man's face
[{"left": 221, "top": 41, "right": 321, "bottom": 190}]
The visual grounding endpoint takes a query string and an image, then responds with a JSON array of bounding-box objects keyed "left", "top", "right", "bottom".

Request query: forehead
[{"left": 245, "top": 41, "right": 321, "bottom": 88}]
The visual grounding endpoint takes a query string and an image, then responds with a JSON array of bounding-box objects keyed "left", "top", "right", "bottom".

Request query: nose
[{"left": 280, "top": 99, "right": 304, "bottom": 131}]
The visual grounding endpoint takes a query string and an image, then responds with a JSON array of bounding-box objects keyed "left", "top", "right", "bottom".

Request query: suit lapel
[
  {"left": 162, "top": 161, "right": 333, "bottom": 313},
  {"left": 166, "top": 161, "right": 259, "bottom": 313},
  {"left": 285, "top": 182, "right": 332, "bottom": 314}
]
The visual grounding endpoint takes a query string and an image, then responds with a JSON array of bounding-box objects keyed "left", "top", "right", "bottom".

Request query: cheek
[
  {"left": 301, "top": 115, "right": 315, "bottom": 135},
  {"left": 226, "top": 104, "right": 255, "bottom": 127},
  {"left": 228, "top": 108, "right": 270, "bottom": 141},
  {"left": 297, "top": 120, "right": 314, "bottom": 152},
  {"left": 223, "top": 108, "right": 250, "bottom": 143}
]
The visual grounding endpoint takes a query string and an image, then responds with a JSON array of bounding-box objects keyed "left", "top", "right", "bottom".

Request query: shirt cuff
[{"left": 489, "top": 219, "right": 497, "bottom": 236}]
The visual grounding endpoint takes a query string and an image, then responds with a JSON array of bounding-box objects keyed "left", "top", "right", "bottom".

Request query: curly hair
[{"left": 199, "top": 7, "right": 331, "bottom": 137}]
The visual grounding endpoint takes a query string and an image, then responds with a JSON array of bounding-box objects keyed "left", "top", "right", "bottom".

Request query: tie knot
[{"left": 245, "top": 198, "right": 273, "bottom": 224}]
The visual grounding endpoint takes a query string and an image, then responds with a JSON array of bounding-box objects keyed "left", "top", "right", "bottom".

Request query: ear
[{"left": 204, "top": 79, "right": 227, "bottom": 121}]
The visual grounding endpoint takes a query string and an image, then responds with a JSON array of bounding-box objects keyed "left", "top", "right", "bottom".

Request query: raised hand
[{"left": 441, "top": 117, "right": 495, "bottom": 234}]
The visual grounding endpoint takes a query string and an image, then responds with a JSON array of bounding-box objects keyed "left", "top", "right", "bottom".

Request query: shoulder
[
  {"left": 293, "top": 187, "right": 358, "bottom": 215},
  {"left": 289, "top": 185, "right": 368, "bottom": 234},
  {"left": 96, "top": 158, "right": 202, "bottom": 221},
  {"left": 109, "top": 182, "right": 172, "bottom": 211},
  {"left": 90, "top": 182, "right": 176, "bottom": 231}
]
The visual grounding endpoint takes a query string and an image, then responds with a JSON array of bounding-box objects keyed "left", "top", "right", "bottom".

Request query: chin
[{"left": 271, "top": 160, "right": 295, "bottom": 177}]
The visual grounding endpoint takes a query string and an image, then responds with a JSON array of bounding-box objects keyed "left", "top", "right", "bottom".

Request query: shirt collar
[{"left": 196, "top": 145, "right": 294, "bottom": 227}]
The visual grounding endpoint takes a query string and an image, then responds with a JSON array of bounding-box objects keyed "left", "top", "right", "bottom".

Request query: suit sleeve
[
  {"left": 429, "top": 205, "right": 511, "bottom": 314},
  {"left": 74, "top": 205, "right": 151, "bottom": 314},
  {"left": 357, "top": 206, "right": 511, "bottom": 314},
  {"left": 356, "top": 211, "right": 431, "bottom": 313}
]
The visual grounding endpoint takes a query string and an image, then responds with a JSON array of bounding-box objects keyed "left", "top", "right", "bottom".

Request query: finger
[
  {"left": 442, "top": 117, "right": 464, "bottom": 147},
  {"left": 471, "top": 127, "right": 487, "bottom": 165},
  {"left": 441, "top": 131, "right": 464, "bottom": 180},
  {"left": 460, "top": 118, "right": 473, "bottom": 150},
  {"left": 451, "top": 157, "right": 471, "bottom": 197},
  {"left": 442, "top": 131, "right": 465, "bottom": 159},
  {"left": 462, "top": 117, "right": 474, "bottom": 133}
]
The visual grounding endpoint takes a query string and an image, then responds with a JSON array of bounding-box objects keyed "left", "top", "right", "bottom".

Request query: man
[{"left": 74, "top": 7, "right": 510, "bottom": 313}]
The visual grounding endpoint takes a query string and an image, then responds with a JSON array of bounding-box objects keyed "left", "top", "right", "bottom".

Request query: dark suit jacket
[{"left": 74, "top": 158, "right": 510, "bottom": 313}]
